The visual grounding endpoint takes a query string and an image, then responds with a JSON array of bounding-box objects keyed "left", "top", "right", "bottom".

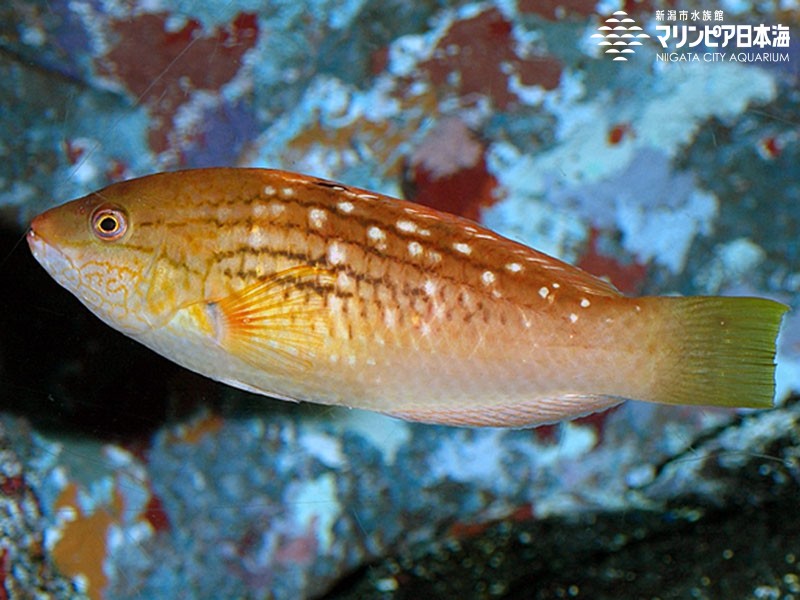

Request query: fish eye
[{"left": 91, "top": 205, "right": 128, "bottom": 241}]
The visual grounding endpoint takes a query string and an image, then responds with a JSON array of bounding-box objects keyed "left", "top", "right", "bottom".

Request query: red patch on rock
[
  {"left": 578, "top": 229, "right": 648, "bottom": 294},
  {"left": 370, "top": 46, "right": 390, "bottom": 76},
  {"left": 98, "top": 12, "right": 258, "bottom": 156},
  {"left": 62, "top": 139, "right": 84, "bottom": 165},
  {"left": 407, "top": 159, "right": 497, "bottom": 221},
  {"left": 403, "top": 118, "right": 498, "bottom": 221},
  {"left": 518, "top": 0, "right": 597, "bottom": 20},
  {"left": 421, "top": 8, "right": 561, "bottom": 109},
  {"left": 275, "top": 530, "right": 319, "bottom": 565},
  {"left": 509, "top": 503, "right": 535, "bottom": 522},
  {"left": 449, "top": 504, "right": 535, "bottom": 541},
  {"left": 105, "top": 159, "right": 131, "bottom": 182},
  {"left": 757, "top": 135, "right": 783, "bottom": 160},
  {"left": 448, "top": 519, "right": 491, "bottom": 539},
  {"left": 622, "top": 0, "right": 659, "bottom": 14},
  {"left": 607, "top": 122, "right": 633, "bottom": 145},
  {"left": 535, "top": 405, "right": 619, "bottom": 447},
  {"left": 534, "top": 424, "right": 559, "bottom": 444},
  {"left": 573, "top": 406, "right": 619, "bottom": 447},
  {"left": 0, "top": 475, "right": 23, "bottom": 497},
  {"left": 143, "top": 493, "right": 171, "bottom": 533},
  {"left": 0, "top": 548, "right": 8, "bottom": 600}
]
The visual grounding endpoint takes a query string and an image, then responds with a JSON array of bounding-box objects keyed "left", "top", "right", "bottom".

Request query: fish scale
[{"left": 27, "top": 168, "right": 787, "bottom": 427}]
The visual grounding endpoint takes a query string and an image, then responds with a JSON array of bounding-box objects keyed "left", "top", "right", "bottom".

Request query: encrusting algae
[{"left": 27, "top": 168, "right": 787, "bottom": 427}]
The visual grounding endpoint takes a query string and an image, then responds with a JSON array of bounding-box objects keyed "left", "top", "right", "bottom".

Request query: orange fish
[{"left": 27, "top": 168, "right": 787, "bottom": 427}]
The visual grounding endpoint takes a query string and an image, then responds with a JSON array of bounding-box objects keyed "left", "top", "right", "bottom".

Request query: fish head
[{"left": 28, "top": 183, "right": 169, "bottom": 335}]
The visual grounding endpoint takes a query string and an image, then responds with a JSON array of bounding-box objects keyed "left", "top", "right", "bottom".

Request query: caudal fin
[{"left": 652, "top": 296, "right": 787, "bottom": 409}]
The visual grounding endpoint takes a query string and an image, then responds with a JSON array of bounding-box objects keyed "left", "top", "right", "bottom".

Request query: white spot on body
[
  {"left": 569, "top": 313, "right": 578, "bottom": 323},
  {"left": 282, "top": 187, "right": 295, "bottom": 197},
  {"left": 423, "top": 279, "right": 437, "bottom": 296},
  {"left": 327, "top": 242, "right": 347, "bottom": 266},
  {"left": 396, "top": 220, "right": 417, "bottom": 233},
  {"left": 552, "top": 283, "right": 560, "bottom": 289},
  {"left": 253, "top": 204, "right": 267, "bottom": 217},
  {"left": 327, "top": 295, "right": 344, "bottom": 314},
  {"left": 538, "top": 286, "right": 549, "bottom": 299},
  {"left": 337, "top": 201, "right": 355, "bottom": 214},
  {"left": 248, "top": 226, "right": 266, "bottom": 247},
  {"left": 269, "top": 203, "right": 285, "bottom": 216},
  {"left": 384, "top": 308, "right": 396, "bottom": 328},
  {"left": 263, "top": 185, "right": 276, "bottom": 196},
  {"left": 580, "top": 298, "right": 591, "bottom": 308},
  {"left": 428, "top": 250, "right": 442, "bottom": 263},
  {"left": 368, "top": 226, "right": 385, "bottom": 242},
  {"left": 506, "top": 262, "right": 523, "bottom": 273},
  {"left": 453, "top": 242, "right": 471, "bottom": 255},
  {"left": 418, "top": 228, "right": 432, "bottom": 237},
  {"left": 367, "top": 226, "right": 387, "bottom": 250},
  {"left": 309, "top": 208, "right": 327, "bottom": 229},
  {"left": 481, "top": 271, "right": 496, "bottom": 285},
  {"left": 408, "top": 241, "right": 423, "bottom": 257},
  {"left": 336, "top": 272, "right": 354, "bottom": 292}
]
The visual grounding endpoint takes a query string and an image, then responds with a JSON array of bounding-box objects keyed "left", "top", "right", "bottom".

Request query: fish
[{"left": 27, "top": 168, "right": 787, "bottom": 427}]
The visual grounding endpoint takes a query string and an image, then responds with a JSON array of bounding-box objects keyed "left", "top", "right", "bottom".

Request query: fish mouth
[
  {"left": 26, "top": 226, "right": 49, "bottom": 261},
  {"left": 27, "top": 226, "right": 54, "bottom": 265},
  {"left": 27, "top": 221, "right": 81, "bottom": 291},
  {"left": 27, "top": 223, "right": 66, "bottom": 267},
  {"left": 27, "top": 211, "right": 57, "bottom": 260}
]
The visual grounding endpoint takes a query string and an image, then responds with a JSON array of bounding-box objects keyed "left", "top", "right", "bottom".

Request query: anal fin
[{"left": 385, "top": 394, "right": 623, "bottom": 427}]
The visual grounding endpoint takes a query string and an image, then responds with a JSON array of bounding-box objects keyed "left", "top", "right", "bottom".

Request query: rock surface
[{"left": 1, "top": 0, "right": 798, "bottom": 598}]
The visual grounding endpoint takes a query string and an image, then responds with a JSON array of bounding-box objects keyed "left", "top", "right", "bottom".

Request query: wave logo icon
[{"left": 591, "top": 10, "right": 650, "bottom": 61}]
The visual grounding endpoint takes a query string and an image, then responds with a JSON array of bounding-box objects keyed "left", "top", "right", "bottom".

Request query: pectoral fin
[{"left": 207, "top": 265, "right": 336, "bottom": 373}]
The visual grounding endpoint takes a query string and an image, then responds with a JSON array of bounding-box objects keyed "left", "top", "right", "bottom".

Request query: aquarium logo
[
  {"left": 654, "top": 10, "right": 791, "bottom": 64},
  {"left": 591, "top": 11, "right": 651, "bottom": 61}
]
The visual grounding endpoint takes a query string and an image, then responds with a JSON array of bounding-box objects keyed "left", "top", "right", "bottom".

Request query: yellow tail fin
[{"left": 652, "top": 296, "right": 787, "bottom": 409}]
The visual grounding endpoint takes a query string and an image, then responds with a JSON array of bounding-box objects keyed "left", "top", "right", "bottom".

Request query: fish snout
[
  {"left": 27, "top": 208, "right": 70, "bottom": 265},
  {"left": 28, "top": 210, "right": 55, "bottom": 250},
  {"left": 27, "top": 216, "right": 48, "bottom": 258}
]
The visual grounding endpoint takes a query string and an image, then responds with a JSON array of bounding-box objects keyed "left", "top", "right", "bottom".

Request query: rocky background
[{"left": 1, "top": 0, "right": 799, "bottom": 598}]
